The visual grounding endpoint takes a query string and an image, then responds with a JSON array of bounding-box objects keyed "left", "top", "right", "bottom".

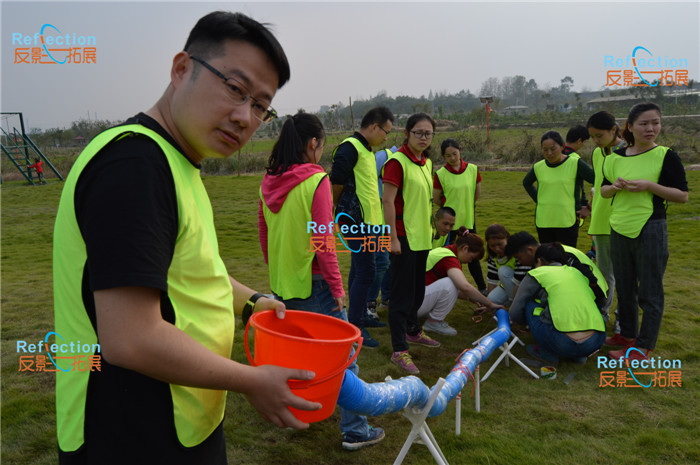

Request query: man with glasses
[
  {"left": 330, "top": 106, "right": 395, "bottom": 348},
  {"left": 53, "top": 12, "right": 321, "bottom": 464}
]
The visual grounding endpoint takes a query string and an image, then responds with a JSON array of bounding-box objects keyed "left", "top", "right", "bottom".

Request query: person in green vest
[
  {"left": 509, "top": 243, "right": 607, "bottom": 365},
  {"left": 433, "top": 138, "right": 487, "bottom": 295},
  {"left": 601, "top": 102, "right": 688, "bottom": 362},
  {"left": 562, "top": 125, "right": 590, "bottom": 159},
  {"left": 562, "top": 125, "right": 591, "bottom": 225},
  {"left": 259, "top": 112, "right": 384, "bottom": 451},
  {"left": 522, "top": 131, "right": 595, "bottom": 247},
  {"left": 419, "top": 228, "right": 503, "bottom": 339},
  {"left": 504, "top": 231, "right": 609, "bottom": 306},
  {"left": 52, "top": 12, "right": 321, "bottom": 464},
  {"left": 382, "top": 112, "right": 438, "bottom": 374},
  {"left": 431, "top": 206, "right": 456, "bottom": 249},
  {"left": 330, "top": 106, "right": 395, "bottom": 348},
  {"left": 586, "top": 111, "right": 627, "bottom": 340}
]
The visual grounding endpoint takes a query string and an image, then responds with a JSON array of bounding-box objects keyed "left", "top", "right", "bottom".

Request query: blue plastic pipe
[{"left": 337, "top": 309, "right": 511, "bottom": 417}]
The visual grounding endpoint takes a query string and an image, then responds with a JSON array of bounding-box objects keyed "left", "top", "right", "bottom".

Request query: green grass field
[{"left": 1, "top": 170, "right": 698, "bottom": 464}]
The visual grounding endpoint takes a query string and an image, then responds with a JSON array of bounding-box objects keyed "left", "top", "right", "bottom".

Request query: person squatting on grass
[
  {"left": 52, "top": 12, "right": 323, "bottom": 464},
  {"left": 601, "top": 102, "right": 688, "bottom": 361},
  {"left": 433, "top": 138, "right": 487, "bottom": 294},
  {"left": 258, "top": 112, "right": 385, "bottom": 451},
  {"left": 382, "top": 112, "right": 439, "bottom": 374},
  {"left": 505, "top": 231, "right": 609, "bottom": 309},
  {"left": 419, "top": 227, "right": 503, "bottom": 337},
  {"left": 586, "top": 111, "right": 627, "bottom": 337},
  {"left": 509, "top": 243, "right": 607, "bottom": 365},
  {"left": 330, "top": 106, "right": 395, "bottom": 348},
  {"left": 522, "top": 130, "right": 595, "bottom": 248},
  {"left": 484, "top": 223, "right": 525, "bottom": 308}
]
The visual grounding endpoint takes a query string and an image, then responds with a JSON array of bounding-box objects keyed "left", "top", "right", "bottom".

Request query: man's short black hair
[
  {"left": 505, "top": 231, "right": 538, "bottom": 257},
  {"left": 360, "top": 106, "right": 395, "bottom": 129},
  {"left": 436, "top": 206, "right": 456, "bottom": 219},
  {"left": 184, "top": 11, "right": 290, "bottom": 89},
  {"left": 566, "top": 125, "right": 590, "bottom": 143}
]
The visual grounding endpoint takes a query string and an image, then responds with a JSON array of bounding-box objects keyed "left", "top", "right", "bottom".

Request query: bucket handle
[{"left": 244, "top": 315, "right": 363, "bottom": 389}]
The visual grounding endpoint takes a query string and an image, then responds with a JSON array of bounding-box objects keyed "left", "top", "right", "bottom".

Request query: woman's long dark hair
[{"left": 266, "top": 112, "right": 325, "bottom": 175}]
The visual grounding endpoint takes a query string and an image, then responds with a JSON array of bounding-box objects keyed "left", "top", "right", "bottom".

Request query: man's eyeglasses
[
  {"left": 377, "top": 125, "right": 391, "bottom": 135},
  {"left": 410, "top": 131, "right": 435, "bottom": 139},
  {"left": 190, "top": 55, "right": 278, "bottom": 123}
]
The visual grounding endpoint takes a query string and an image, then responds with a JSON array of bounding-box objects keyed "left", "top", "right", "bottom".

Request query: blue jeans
[
  {"left": 277, "top": 279, "right": 368, "bottom": 436},
  {"left": 367, "top": 249, "right": 391, "bottom": 303},
  {"left": 610, "top": 220, "right": 668, "bottom": 350},
  {"left": 525, "top": 301, "right": 605, "bottom": 359},
  {"left": 347, "top": 233, "right": 377, "bottom": 329}
]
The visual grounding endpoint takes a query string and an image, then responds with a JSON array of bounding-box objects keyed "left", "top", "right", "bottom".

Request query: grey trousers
[
  {"left": 610, "top": 219, "right": 669, "bottom": 350},
  {"left": 593, "top": 234, "right": 619, "bottom": 333}
]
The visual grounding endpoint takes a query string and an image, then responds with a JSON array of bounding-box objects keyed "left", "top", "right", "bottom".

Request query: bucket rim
[{"left": 249, "top": 309, "right": 361, "bottom": 344}]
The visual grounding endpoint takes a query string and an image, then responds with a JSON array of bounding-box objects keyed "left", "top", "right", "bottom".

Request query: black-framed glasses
[
  {"left": 190, "top": 55, "right": 278, "bottom": 123},
  {"left": 410, "top": 130, "right": 435, "bottom": 139},
  {"left": 377, "top": 125, "right": 391, "bottom": 135}
]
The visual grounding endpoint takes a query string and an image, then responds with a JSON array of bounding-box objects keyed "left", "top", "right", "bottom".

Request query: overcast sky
[{"left": 1, "top": 0, "right": 698, "bottom": 130}]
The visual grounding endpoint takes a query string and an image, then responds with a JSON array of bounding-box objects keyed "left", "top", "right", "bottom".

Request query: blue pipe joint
[{"left": 337, "top": 369, "right": 430, "bottom": 416}]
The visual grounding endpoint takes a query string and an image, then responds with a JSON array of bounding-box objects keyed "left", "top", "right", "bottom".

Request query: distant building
[
  {"left": 585, "top": 95, "right": 642, "bottom": 111},
  {"left": 502, "top": 105, "right": 530, "bottom": 116}
]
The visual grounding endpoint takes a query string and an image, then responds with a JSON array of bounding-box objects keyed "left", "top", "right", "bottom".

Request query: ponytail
[
  {"left": 564, "top": 253, "right": 607, "bottom": 313},
  {"left": 266, "top": 112, "right": 325, "bottom": 175}
]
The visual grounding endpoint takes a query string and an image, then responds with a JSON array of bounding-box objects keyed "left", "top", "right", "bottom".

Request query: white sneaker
[{"left": 423, "top": 319, "right": 457, "bottom": 336}]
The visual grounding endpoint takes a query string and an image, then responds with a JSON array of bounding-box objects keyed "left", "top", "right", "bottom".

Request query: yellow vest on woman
[
  {"left": 436, "top": 163, "right": 478, "bottom": 229},
  {"left": 261, "top": 172, "right": 328, "bottom": 300},
  {"left": 533, "top": 156, "right": 578, "bottom": 228},
  {"left": 602, "top": 146, "right": 667, "bottom": 239},
  {"left": 528, "top": 265, "right": 605, "bottom": 332},
  {"left": 385, "top": 151, "right": 433, "bottom": 251}
]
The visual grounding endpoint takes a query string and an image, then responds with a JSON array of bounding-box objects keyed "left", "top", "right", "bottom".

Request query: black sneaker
[
  {"left": 360, "top": 328, "right": 379, "bottom": 348},
  {"left": 342, "top": 426, "right": 385, "bottom": 451}
]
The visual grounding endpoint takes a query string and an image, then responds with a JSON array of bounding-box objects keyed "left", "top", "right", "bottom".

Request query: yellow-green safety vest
[
  {"left": 432, "top": 232, "right": 449, "bottom": 249},
  {"left": 528, "top": 265, "right": 605, "bottom": 332},
  {"left": 334, "top": 137, "right": 383, "bottom": 226},
  {"left": 602, "top": 146, "right": 667, "bottom": 239},
  {"left": 53, "top": 125, "right": 234, "bottom": 451},
  {"left": 383, "top": 151, "right": 433, "bottom": 251},
  {"left": 261, "top": 172, "right": 328, "bottom": 300},
  {"left": 562, "top": 245, "right": 608, "bottom": 297},
  {"left": 533, "top": 156, "right": 578, "bottom": 228},
  {"left": 588, "top": 147, "right": 614, "bottom": 235},
  {"left": 436, "top": 163, "right": 478, "bottom": 229},
  {"left": 426, "top": 247, "right": 457, "bottom": 272}
]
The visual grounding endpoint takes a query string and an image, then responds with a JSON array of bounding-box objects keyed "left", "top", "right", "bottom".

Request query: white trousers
[{"left": 417, "top": 277, "right": 459, "bottom": 321}]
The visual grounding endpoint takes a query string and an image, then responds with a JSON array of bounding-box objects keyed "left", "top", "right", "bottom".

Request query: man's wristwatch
[{"left": 242, "top": 292, "right": 264, "bottom": 327}]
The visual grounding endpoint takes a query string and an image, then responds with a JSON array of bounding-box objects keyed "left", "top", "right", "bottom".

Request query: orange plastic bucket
[{"left": 245, "top": 310, "right": 362, "bottom": 422}]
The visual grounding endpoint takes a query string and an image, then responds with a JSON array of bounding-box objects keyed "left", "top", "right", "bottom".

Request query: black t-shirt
[
  {"left": 61, "top": 114, "right": 226, "bottom": 464},
  {"left": 602, "top": 147, "right": 688, "bottom": 220}
]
